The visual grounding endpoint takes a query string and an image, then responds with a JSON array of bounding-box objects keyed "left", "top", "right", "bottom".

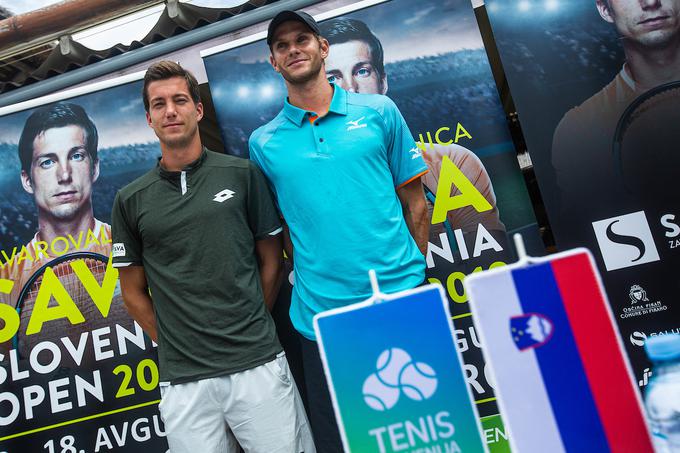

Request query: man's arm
[
  {"left": 381, "top": 97, "right": 429, "bottom": 254},
  {"left": 118, "top": 266, "right": 157, "bottom": 342},
  {"left": 255, "top": 233, "right": 284, "bottom": 311},
  {"left": 398, "top": 178, "right": 430, "bottom": 255}
]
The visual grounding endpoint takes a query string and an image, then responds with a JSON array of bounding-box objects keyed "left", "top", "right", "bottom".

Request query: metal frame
[
  {"left": 0, "top": 0, "right": 320, "bottom": 108},
  {"left": 201, "top": 0, "right": 387, "bottom": 58}
]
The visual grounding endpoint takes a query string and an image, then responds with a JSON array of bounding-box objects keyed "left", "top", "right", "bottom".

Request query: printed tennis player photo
[
  {"left": 485, "top": 0, "right": 680, "bottom": 381},
  {"left": 0, "top": 77, "right": 168, "bottom": 452}
]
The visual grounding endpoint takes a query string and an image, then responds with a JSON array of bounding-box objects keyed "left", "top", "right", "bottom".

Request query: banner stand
[
  {"left": 466, "top": 240, "right": 654, "bottom": 452},
  {"left": 314, "top": 272, "right": 488, "bottom": 453}
]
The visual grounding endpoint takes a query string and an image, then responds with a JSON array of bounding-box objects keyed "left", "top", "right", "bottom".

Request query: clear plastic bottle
[{"left": 644, "top": 333, "right": 680, "bottom": 452}]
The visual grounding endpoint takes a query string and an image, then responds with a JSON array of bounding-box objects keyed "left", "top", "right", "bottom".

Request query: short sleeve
[
  {"left": 110, "top": 192, "right": 143, "bottom": 268},
  {"left": 248, "top": 136, "right": 262, "bottom": 171},
  {"left": 247, "top": 162, "right": 282, "bottom": 240},
  {"left": 383, "top": 98, "right": 428, "bottom": 188}
]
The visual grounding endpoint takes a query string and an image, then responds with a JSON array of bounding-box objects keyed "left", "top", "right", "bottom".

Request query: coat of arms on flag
[{"left": 510, "top": 313, "right": 553, "bottom": 351}]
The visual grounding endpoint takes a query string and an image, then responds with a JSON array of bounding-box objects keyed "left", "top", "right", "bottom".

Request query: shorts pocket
[
  {"left": 157, "top": 382, "right": 171, "bottom": 416},
  {"left": 264, "top": 352, "right": 291, "bottom": 386}
]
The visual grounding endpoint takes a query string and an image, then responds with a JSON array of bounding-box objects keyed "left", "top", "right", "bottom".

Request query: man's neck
[
  {"left": 286, "top": 72, "right": 334, "bottom": 116},
  {"left": 624, "top": 39, "right": 680, "bottom": 90},
  {"left": 159, "top": 134, "right": 203, "bottom": 171},
  {"left": 37, "top": 212, "right": 96, "bottom": 246}
]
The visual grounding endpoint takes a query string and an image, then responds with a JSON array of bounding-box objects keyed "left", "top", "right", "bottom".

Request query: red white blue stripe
[{"left": 467, "top": 250, "right": 653, "bottom": 452}]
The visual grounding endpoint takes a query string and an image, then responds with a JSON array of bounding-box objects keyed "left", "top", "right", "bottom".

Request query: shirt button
[
  {"left": 315, "top": 122, "right": 319, "bottom": 126},
  {"left": 319, "top": 138, "right": 324, "bottom": 143}
]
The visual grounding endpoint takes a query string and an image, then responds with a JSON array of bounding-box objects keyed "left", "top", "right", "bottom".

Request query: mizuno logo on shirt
[
  {"left": 346, "top": 117, "right": 367, "bottom": 131},
  {"left": 409, "top": 147, "right": 422, "bottom": 159},
  {"left": 213, "top": 189, "right": 235, "bottom": 203}
]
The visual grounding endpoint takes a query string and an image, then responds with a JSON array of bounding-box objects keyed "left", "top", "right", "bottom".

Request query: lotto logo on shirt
[{"left": 592, "top": 211, "right": 660, "bottom": 271}]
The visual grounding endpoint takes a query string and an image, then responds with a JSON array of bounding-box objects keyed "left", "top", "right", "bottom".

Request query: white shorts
[{"left": 158, "top": 352, "right": 315, "bottom": 453}]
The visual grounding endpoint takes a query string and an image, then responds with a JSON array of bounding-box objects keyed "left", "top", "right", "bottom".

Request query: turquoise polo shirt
[{"left": 249, "top": 85, "right": 427, "bottom": 340}]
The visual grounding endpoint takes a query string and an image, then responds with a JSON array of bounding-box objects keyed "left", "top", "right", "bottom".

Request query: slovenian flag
[{"left": 466, "top": 249, "right": 653, "bottom": 452}]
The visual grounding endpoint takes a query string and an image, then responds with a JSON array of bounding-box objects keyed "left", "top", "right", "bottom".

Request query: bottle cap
[{"left": 645, "top": 333, "right": 680, "bottom": 362}]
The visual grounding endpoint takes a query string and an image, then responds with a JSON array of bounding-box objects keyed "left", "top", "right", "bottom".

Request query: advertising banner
[
  {"left": 0, "top": 75, "right": 167, "bottom": 452},
  {"left": 201, "top": 1, "right": 544, "bottom": 445},
  {"left": 484, "top": 0, "right": 680, "bottom": 382},
  {"left": 315, "top": 283, "right": 487, "bottom": 453},
  {"left": 466, "top": 249, "right": 653, "bottom": 453}
]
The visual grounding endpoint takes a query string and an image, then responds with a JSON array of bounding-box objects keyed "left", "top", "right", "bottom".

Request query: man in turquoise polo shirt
[{"left": 249, "top": 11, "right": 429, "bottom": 451}]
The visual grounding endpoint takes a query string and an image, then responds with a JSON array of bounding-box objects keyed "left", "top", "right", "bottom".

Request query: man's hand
[
  {"left": 118, "top": 266, "right": 157, "bottom": 342},
  {"left": 256, "top": 233, "right": 284, "bottom": 310}
]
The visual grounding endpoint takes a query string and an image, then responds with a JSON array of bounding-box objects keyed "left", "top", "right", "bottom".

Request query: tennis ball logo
[
  {"left": 362, "top": 373, "right": 400, "bottom": 411},
  {"left": 376, "top": 348, "right": 411, "bottom": 386},
  {"left": 400, "top": 362, "right": 437, "bottom": 401},
  {"left": 362, "top": 348, "right": 438, "bottom": 411}
]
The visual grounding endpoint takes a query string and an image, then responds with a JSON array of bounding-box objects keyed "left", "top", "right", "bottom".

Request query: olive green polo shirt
[{"left": 111, "top": 149, "right": 282, "bottom": 383}]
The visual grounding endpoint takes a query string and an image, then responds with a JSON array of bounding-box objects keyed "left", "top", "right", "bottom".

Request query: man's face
[
  {"left": 269, "top": 21, "right": 329, "bottom": 84},
  {"left": 325, "top": 40, "right": 387, "bottom": 95},
  {"left": 145, "top": 76, "right": 203, "bottom": 148},
  {"left": 597, "top": 0, "right": 680, "bottom": 47},
  {"left": 21, "top": 125, "right": 99, "bottom": 221}
]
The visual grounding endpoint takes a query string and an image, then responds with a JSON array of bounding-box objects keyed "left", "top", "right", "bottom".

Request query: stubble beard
[
  {"left": 51, "top": 203, "right": 81, "bottom": 220},
  {"left": 630, "top": 28, "right": 680, "bottom": 48},
  {"left": 40, "top": 196, "right": 92, "bottom": 227},
  {"left": 161, "top": 123, "right": 199, "bottom": 150},
  {"left": 622, "top": 13, "right": 680, "bottom": 49},
  {"left": 282, "top": 57, "right": 324, "bottom": 86}
]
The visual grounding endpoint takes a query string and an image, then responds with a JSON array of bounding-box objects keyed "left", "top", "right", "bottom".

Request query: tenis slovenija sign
[{"left": 314, "top": 282, "right": 486, "bottom": 453}]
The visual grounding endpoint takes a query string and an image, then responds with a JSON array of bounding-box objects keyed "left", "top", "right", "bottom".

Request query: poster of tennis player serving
[{"left": 0, "top": 74, "right": 167, "bottom": 452}]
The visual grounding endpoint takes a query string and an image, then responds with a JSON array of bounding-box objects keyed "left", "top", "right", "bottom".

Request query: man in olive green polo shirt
[{"left": 111, "top": 61, "right": 314, "bottom": 453}]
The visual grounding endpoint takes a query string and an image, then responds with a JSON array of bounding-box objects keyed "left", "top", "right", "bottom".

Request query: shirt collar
[
  {"left": 620, "top": 63, "right": 636, "bottom": 92},
  {"left": 282, "top": 83, "right": 348, "bottom": 126},
  {"left": 328, "top": 83, "right": 348, "bottom": 116},
  {"left": 157, "top": 147, "right": 208, "bottom": 178}
]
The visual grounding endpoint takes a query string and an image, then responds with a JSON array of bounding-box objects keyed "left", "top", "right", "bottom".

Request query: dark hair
[
  {"left": 143, "top": 60, "right": 201, "bottom": 112},
  {"left": 319, "top": 18, "right": 385, "bottom": 79},
  {"left": 18, "top": 102, "right": 98, "bottom": 174}
]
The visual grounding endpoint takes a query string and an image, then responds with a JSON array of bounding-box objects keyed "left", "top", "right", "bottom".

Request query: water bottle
[{"left": 644, "top": 333, "right": 680, "bottom": 452}]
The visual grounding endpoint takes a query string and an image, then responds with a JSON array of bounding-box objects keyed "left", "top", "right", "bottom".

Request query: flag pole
[
  {"left": 368, "top": 269, "right": 386, "bottom": 304},
  {"left": 513, "top": 233, "right": 530, "bottom": 264}
]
